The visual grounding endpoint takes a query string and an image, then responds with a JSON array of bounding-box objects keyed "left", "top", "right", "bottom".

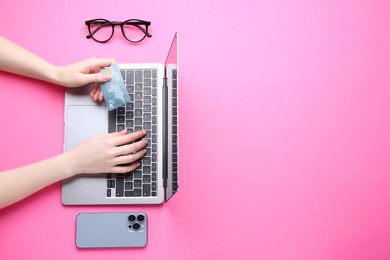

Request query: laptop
[{"left": 62, "top": 33, "right": 179, "bottom": 205}]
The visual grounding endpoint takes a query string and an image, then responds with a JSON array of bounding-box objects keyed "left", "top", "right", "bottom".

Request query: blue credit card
[{"left": 99, "top": 64, "right": 131, "bottom": 111}]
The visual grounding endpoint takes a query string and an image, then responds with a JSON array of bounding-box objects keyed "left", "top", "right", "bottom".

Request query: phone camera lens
[
  {"left": 137, "top": 215, "right": 145, "bottom": 222},
  {"left": 133, "top": 223, "right": 140, "bottom": 230},
  {"left": 128, "top": 215, "right": 136, "bottom": 222}
]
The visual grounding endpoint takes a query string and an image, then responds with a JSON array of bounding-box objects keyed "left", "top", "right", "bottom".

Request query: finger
[
  {"left": 104, "top": 129, "right": 128, "bottom": 139},
  {"left": 98, "top": 89, "right": 104, "bottom": 101},
  {"left": 113, "top": 139, "right": 148, "bottom": 156},
  {"left": 113, "top": 149, "right": 147, "bottom": 166},
  {"left": 93, "top": 84, "right": 103, "bottom": 101},
  {"left": 86, "top": 58, "right": 116, "bottom": 73},
  {"left": 82, "top": 73, "right": 112, "bottom": 85},
  {"left": 89, "top": 84, "right": 98, "bottom": 99},
  {"left": 110, "top": 162, "right": 141, "bottom": 174},
  {"left": 111, "top": 130, "right": 147, "bottom": 146}
]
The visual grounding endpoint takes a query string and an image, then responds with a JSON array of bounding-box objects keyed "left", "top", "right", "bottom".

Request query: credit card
[{"left": 99, "top": 64, "right": 131, "bottom": 111}]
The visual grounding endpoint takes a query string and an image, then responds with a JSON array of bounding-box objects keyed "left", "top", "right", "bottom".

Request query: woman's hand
[
  {"left": 66, "top": 129, "right": 148, "bottom": 176},
  {"left": 53, "top": 57, "right": 113, "bottom": 101}
]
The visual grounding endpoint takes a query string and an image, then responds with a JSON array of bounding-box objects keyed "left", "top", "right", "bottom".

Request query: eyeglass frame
[{"left": 85, "top": 18, "right": 152, "bottom": 43}]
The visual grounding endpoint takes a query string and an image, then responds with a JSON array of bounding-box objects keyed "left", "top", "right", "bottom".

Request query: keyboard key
[
  {"left": 126, "top": 71, "right": 134, "bottom": 84},
  {"left": 117, "top": 107, "right": 125, "bottom": 115},
  {"left": 143, "top": 156, "right": 151, "bottom": 165},
  {"left": 117, "top": 116, "right": 125, "bottom": 124},
  {"left": 144, "top": 113, "right": 151, "bottom": 121},
  {"left": 143, "top": 122, "right": 151, "bottom": 130},
  {"left": 125, "top": 182, "right": 133, "bottom": 190},
  {"left": 126, "top": 111, "right": 134, "bottom": 118},
  {"left": 134, "top": 180, "right": 142, "bottom": 188},
  {"left": 127, "top": 85, "right": 134, "bottom": 93},
  {"left": 126, "top": 102, "right": 134, "bottom": 110},
  {"left": 125, "top": 173, "right": 133, "bottom": 181},
  {"left": 135, "top": 100, "right": 142, "bottom": 109},
  {"left": 143, "top": 175, "right": 151, "bottom": 183},
  {"left": 134, "top": 170, "right": 142, "bottom": 179},
  {"left": 144, "top": 79, "right": 151, "bottom": 86},
  {"left": 117, "top": 124, "right": 125, "bottom": 132},
  {"left": 144, "top": 96, "right": 151, "bottom": 104},
  {"left": 143, "top": 166, "right": 151, "bottom": 175},
  {"left": 144, "top": 105, "right": 151, "bottom": 112},
  {"left": 126, "top": 120, "right": 133, "bottom": 128},
  {"left": 125, "top": 189, "right": 141, "bottom": 197},
  {"left": 135, "top": 109, "right": 142, "bottom": 117},
  {"left": 135, "top": 70, "right": 143, "bottom": 82},
  {"left": 107, "top": 179, "right": 115, "bottom": 188},
  {"left": 135, "top": 118, "right": 142, "bottom": 126},
  {"left": 143, "top": 184, "right": 151, "bottom": 196},
  {"left": 116, "top": 177, "right": 124, "bottom": 197},
  {"left": 144, "top": 70, "right": 151, "bottom": 78},
  {"left": 135, "top": 83, "right": 143, "bottom": 92},
  {"left": 144, "top": 87, "right": 151, "bottom": 96}
]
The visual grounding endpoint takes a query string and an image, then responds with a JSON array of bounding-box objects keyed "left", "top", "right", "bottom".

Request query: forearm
[
  {"left": 0, "top": 36, "right": 60, "bottom": 84},
  {"left": 0, "top": 152, "right": 75, "bottom": 209}
]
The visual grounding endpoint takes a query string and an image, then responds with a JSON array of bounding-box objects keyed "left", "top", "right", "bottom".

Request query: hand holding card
[{"left": 99, "top": 64, "right": 131, "bottom": 111}]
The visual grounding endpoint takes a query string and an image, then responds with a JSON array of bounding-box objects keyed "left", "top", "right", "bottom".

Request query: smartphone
[{"left": 76, "top": 212, "right": 148, "bottom": 248}]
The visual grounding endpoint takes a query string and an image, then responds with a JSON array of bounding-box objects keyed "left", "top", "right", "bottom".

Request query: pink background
[{"left": 1, "top": 0, "right": 390, "bottom": 259}]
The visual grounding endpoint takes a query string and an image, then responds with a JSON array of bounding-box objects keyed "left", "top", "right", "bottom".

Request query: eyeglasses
[{"left": 85, "top": 19, "right": 152, "bottom": 43}]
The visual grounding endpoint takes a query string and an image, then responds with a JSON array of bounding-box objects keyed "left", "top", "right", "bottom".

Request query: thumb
[{"left": 82, "top": 72, "right": 112, "bottom": 84}]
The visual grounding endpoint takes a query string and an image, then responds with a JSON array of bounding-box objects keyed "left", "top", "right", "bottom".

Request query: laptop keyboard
[
  {"left": 172, "top": 69, "right": 178, "bottom": 194},
  {"left": 107, "top": 68, "right": 158, "bottom": 198}
]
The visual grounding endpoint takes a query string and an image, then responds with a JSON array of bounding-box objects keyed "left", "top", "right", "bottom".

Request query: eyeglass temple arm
[{"left": 132, "top": 24, "right": 152, "bottom": 37}]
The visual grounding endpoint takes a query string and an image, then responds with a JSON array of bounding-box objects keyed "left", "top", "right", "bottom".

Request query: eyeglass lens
[
  {"left": 89, "top": 19, "right": 148, "bottom": 43},
  {"left": 122, "top": 21, "right": 148, "bottom": 42},
  {"left": 89, "top": 20, "right": 113, "bottom": 42}
]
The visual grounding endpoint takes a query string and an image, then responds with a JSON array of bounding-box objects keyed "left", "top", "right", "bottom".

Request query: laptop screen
[
  {"left": 165, "top": 32, "right": 178, "bottom": 201},
  {"left": 165, "top": 33, "right": 178, "bottom": 77}
]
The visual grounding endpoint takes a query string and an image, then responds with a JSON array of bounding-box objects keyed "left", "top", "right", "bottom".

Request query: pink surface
[{"left": 1, "top": 0, "right": 390, "bottom": 259}]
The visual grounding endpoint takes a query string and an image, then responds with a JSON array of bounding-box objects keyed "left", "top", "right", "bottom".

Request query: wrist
[
  {"left": 58, "top": 150, "right": 82, "bottom": 179},
  {"left": 43, "top": 64, "right": 63, "bottom": 86}
]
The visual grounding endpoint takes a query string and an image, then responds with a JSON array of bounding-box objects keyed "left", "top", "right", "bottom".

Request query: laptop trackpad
[{"left": 65, "top": 105, "right": 107, "bottom": 151}]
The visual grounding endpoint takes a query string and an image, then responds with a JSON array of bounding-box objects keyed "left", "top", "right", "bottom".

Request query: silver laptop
[{"left": 62, "top": 33, "right": 178, "bottom": 205}]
